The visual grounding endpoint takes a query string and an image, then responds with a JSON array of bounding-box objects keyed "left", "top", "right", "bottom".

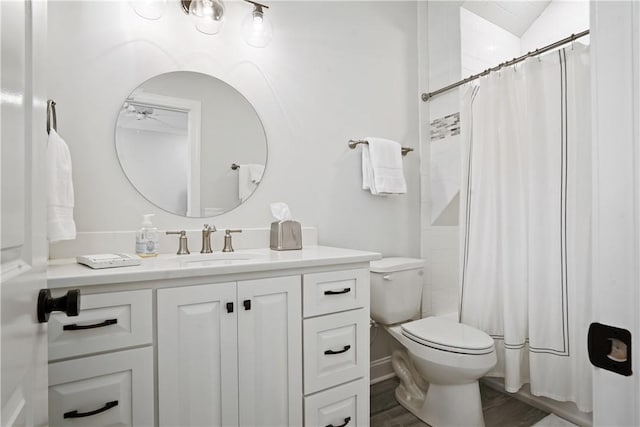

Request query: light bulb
[
  {"left": 241, "top": 5, "right": 272, "bottom": 48},
  {"left": 189, "top": 0, "right": 225, "bottom": 35},
  {"left": 130, "top": 0, "right": 166, "bottom": 20}
]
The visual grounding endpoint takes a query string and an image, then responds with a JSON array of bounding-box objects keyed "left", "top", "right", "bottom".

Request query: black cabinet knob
[{"left": 37, "top": 289, "right": 81, "bottom": 323}]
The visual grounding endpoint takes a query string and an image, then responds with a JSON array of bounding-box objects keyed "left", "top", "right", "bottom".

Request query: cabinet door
[
  {"left": 157, "top": 283, "right": 238, "bottom": 427},
  {"left": 237, "top": 276, "right": 302, "bottom": 427}
]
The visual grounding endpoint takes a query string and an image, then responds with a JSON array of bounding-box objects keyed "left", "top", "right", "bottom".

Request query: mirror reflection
[{"left": 115, "top": 71, "right": 267, "bottom": 217}]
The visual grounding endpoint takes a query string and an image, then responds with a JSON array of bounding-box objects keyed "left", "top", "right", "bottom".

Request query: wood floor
[{"left": 370, "top": 377, "right": 550, "bottom": 427}]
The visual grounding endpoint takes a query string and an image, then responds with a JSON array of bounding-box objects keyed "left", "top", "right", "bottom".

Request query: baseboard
[
  {"left": 481, "top": 378, "right": 592, "bottom": 427},
  {"left": 370, "top": 356, "right": 396, "bottom": 385}
]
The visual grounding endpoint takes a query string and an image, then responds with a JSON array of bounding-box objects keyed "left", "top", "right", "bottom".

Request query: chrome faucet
[
  {"left": 222, "top": 229, "right": 242, "bottom": 252},
  {"left": 201, "top": 224, "right": 217, "bottom": 254},
  {"left": 166, "top": 230, "right": 190, "bottom": 255}
]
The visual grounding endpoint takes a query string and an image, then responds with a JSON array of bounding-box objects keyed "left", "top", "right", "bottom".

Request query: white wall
[
  {"left": 419, "top": 1, "right": 464, "bottom": 318},
  {"left": 46, "top": 1, "right": 420, "bottom": 257},
  {"left": 521, "top": 1, "right": 590, "bottom": 54},
  {"left": 460, "top": 7, "right": 520, "bottom": 77}
]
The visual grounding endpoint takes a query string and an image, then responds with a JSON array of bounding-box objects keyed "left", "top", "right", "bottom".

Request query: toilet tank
[{"left": 370, "top": 257, "right": 425, "bottom": 325}]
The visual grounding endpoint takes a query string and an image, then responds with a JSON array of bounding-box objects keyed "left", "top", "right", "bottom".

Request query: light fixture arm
[{"left": 243, "top": 0, "right": 269, "bottom": 10}]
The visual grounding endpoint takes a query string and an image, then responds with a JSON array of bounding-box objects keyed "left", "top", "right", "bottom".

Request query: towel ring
[{"left": 47, "top": 99, "right": 57, "bottom": 134}]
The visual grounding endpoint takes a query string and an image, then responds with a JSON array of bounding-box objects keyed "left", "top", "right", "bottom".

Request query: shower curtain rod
[{"left": 421, "top": 29, "right": 590, "bottom": 102}]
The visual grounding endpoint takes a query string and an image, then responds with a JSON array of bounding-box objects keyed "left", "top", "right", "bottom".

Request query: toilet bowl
[{"left": 370, "top": 258, "right": 497, "bottom": 427}]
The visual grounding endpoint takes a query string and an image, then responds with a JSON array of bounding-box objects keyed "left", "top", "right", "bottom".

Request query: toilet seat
[{"left": 401, "top": 317, "right": 494, "bottom": 355}]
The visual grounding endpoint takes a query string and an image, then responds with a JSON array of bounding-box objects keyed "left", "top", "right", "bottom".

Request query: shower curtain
[{"left": 459, "top": 44, "right": 592, "bottom": 412}]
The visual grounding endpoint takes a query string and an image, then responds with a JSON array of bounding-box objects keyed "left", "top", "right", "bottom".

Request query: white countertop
[{"left": 48, "top": 246, "right": 381, "bottom": 288}]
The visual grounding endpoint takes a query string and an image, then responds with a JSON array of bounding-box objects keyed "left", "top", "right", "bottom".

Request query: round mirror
[{"left": 115, "top": 71, "right": 267, "bottom": 217}]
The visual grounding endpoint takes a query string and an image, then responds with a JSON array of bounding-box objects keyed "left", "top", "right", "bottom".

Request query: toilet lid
[
  {"left": 401, "top": 317, "right": 494, "bottom": 355},
  {"left": 370, "top": 257, "right": 425, "bottom": 273}
]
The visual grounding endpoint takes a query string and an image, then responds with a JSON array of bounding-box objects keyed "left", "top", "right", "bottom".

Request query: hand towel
[
  {"left": 247, "top": 164, "right": 265, "bottom": 184},
  {"left": 238, "top": 164, "right": 265, "bottom": 201},
  {"left": 361, "top": 137, "right": 407, "bottom": 195},
  {"left": 47, "top": 129, "right": 77, "bottom": 242}
]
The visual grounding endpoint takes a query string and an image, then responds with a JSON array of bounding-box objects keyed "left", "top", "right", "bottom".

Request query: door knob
[{"left": 37, "top": 289, "right": 81, "bottom": 323}]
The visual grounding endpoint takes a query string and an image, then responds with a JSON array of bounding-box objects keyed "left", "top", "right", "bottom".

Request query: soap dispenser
[{"left": 136, "top": 214, "right": 159, "bottom": 257}]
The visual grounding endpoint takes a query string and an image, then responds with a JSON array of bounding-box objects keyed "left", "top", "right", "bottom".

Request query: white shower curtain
[{"left": 459, "top": 44, "right": 592, "bottom": 412}]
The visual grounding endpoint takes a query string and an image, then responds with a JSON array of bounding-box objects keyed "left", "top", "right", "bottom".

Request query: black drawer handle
[
  {"left": 324, "top": 345, "right": 351, "bottom": 355},
  {"left": 226, "top": 302, "right": 234, "bottom": 313},
  {"left": 324, "top": 288, "right": 351, "bottom": 295},
  {"left": 326, "top": 416, "right": 351, "bottom": 427},
  {"left": 64, "top": 400, "right": 118, "bottom": 418},
  {"left": 63, "top": 318, "right": 117, "bottom": 331}
]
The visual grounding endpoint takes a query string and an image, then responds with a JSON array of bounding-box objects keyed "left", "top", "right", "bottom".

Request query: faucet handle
[
  {"left": 166, "top": 230, "right": 190, "bottom": 255},
  {"left": 222, "top": 229, "right": 242, "bottom": 252}
]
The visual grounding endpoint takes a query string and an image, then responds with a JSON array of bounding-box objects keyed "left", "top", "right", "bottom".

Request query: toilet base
[{"left": 395, "top": 381, "right": 485, "bottom": 427}]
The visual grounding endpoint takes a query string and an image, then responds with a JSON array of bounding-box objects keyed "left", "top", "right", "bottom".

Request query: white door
[
  {"left": 237, "top": 276, "right": 302, "bottom": 427},
  {"left": 1, "top": 0, "right": 49, "bottom": 426},
  {"left": 590, "top": 2, "right": 640, "bottom": 425},
  {"left": 157, "top": 282, "right": 238, "bottom": 427}
]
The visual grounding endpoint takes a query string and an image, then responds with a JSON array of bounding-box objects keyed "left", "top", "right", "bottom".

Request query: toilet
[{"left": 370, "top": 257, "right": 497, "bottom": 427}]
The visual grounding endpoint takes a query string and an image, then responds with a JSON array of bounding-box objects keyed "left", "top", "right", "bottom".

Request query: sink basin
[{"left": 178, "top": 252, "right": 266, "bottom": 267}]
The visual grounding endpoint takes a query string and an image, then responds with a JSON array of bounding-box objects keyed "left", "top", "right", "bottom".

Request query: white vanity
[{"left": 46, "top": 246, "right": 379, "bottom": 427}]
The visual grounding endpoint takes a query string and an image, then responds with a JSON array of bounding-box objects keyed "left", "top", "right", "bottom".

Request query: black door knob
[{"left": 37, "top": 289, "right": 81, "bottom": 323}]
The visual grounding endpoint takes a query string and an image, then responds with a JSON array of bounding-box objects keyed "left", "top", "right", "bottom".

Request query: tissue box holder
[{"left": 270, "top": 220, "right": 302, "bottom": 251}]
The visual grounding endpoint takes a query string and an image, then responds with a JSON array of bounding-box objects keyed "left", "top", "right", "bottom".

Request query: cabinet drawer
[
  {"left": 48, "top": 347, "right": 154, "bottom": 427},
  {"left": 304, "top": 379, "right": 369, "bottom": 427},
  {"left": 303, "top": 309, "right": 369, "bottom": 394},
  {"left": 48, "top": 289, "right": 152, "bottom": 361},
  {"left": 303, "top": 269, "right": 369, "bottom": 317}
]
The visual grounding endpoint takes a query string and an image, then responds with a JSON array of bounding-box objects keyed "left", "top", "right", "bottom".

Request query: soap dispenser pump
[{"left": 136, "top": 214, "right": 159, "bottom": 257}]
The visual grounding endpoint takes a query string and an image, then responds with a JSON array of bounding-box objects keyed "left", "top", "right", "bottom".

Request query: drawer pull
[
  {"left": 324, "top": 345, "right": 351, "bottom": 355},
  {"left": 226, "top": 302, "right": 234, "bottom": 313},
  {"left": 64, "top": 400, "right": 118, "bottom": 418},
  {"left": 63, "top": 318, "right": 117, "bottom": 331},
  {"left": 324, "top": 288, "right": 351, "bottom": 295},
  {"left": 326, "top": 416, "right": 351, "bottom": 427},
  {"left": 243, "top": 299, "right": 251, "bottom": 310}
]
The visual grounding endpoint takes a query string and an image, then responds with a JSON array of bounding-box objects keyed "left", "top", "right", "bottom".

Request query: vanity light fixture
[
  {"left": 182, "top": 0, "right": 225, "bottom": 35},
  {"left": 130, "top": 0, "right": 167, "bottom": 20},
  {"left": 241, "top": 0, "right": 272, "bottom": 48}
]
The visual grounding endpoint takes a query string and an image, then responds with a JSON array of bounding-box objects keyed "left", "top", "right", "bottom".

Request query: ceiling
[{"left": 461, "top": 1, "right": 551, "bottom": 37}]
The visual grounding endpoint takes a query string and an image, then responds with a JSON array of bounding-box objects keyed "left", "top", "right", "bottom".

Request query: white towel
[
  {"left": 361, "top": 137, "right": 407, "bottom": 195},
  {"left": 238, "top": 164, "right": 265, "bottom": 201},
  {"left": 247, "top": 164, "right": 265, "bottom": 184},
  {"left": 47, "top": 129, "right": 77, "bottom": 242}
]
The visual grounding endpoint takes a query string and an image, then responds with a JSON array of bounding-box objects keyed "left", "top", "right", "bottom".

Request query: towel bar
[{"left": 348, "top": 139, "right": 413, "bottom": 156}]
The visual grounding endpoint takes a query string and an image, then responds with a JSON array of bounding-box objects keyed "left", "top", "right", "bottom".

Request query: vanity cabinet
[
  {"left": 157, "top": 276, "right": 302, "bottom": 427},
  {"left": 46, "top": 247, "right": 378, "bottom": 427}
]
